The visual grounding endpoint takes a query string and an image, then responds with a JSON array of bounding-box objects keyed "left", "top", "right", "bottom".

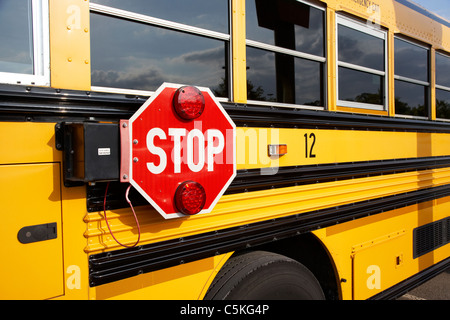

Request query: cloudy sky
[{"left": 411, "top": 0, "right": 450, "bottom": 21}]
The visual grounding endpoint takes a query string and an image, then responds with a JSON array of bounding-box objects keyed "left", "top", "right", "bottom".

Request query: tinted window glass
[
  {"left": 246, "top": 0, "right": 325, "bottom": 56},
  {"left": 395, "top": 80, "right": 428, "bottom": 117},
  {"left": 246, "top": 46, "right": 323, "bottom": 105},
  {"left": 338, "top": 24, "right": 384, "bottom": 71},
  {"left": 90, "top": 0, "right": 229, "bottom": 34},
  {"left": 338, "top": 67, "right": 383, "bottom": 105},
  {"left": 246, "top": 47, "right": 276, "bottom": 101},
  {"left": 0, "top": 0, "right": 33, "bottom": 74},
  {"left": 295, "top": 58, "right": 324, "bottom": 106},
  {"left": 90, "top": 13, "right": 228, "bottom": 96},
  {"left": 436, "top": 89, "right": 450, "bottom": 119},
  {"left": 395, "top": 38, "right": 428, "bottom": 82},
  {"left": 436, "top": 53, "right": 450, "bottom": 88}
]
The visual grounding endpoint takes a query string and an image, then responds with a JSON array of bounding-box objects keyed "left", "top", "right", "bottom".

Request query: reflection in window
[
  {"left": 336, "top": 16, "right": 387, "bottom": 110},
  {"left": 436, "top": 89, "right": 450, "bottom": 119},
  {"left": 395, "top": 38, "right": 428, "bottom": 82},
  {"left": 245, "top": 0, "right": 325, "bottom": 107},
  {"left": 394, "top": 37, "right": 429, "bottom": 118},
  {"left": 247, "top": 47, "right": 323, "bottom": 106},
  {"left": 436, "top": 53, "right": 450, "bottom": 120},
  {"left": 338, "top": 25, "right": 384, "bottom": 71},
  {"left": 246, "top": 47, "right": 276, "bottom": 102},
  {"left": 436, "top": 53, "right": 450, "bottom": 88},
  {"left": 338, "top": 67, "right": 383, "bottom": 105},
  {"left": 0, "top": 0, "right": 33, "bottom": 74},
  {"left": 395, "top": 80, "right": 428, "bottom": 117},
  {"left": 91, "top": 13, "right": 228, "bottom": 96},
  {"left": 246, "top": 0, "right": 324, "bottom": 57},
  {"left": 90, "top": 1, "right": 230, "bottom": 97},
  {"left": 90, "top": 0, "right": 229, "bottom": 34}
]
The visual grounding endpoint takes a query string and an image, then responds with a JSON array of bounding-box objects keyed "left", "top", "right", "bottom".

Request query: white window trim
[
  {"left": 337, "top": 15, "right": 386, "bottom": 40},
  {"left": 246, "top": 39, "right": 326, "bottom": 64},
  {"left": 90, "top": 85, "right": 230, "bottom": 103},
  {"left": 394, "top": 74, "right": 430, "bottom": 87},
  {"left": 336, "top": 14, "right": 388, "bottom": 111},
  {"left": 0, "top": 0, "right": 49, "bottom": 86},
  {"left": 89, "top": 3, "right": 230, "bottom": 41},
  {"left": 246, "top": 98, "right": 325, "bottom": 111},
  {"left": 436, "top": 84, "right": 450, "bottom": 92}
]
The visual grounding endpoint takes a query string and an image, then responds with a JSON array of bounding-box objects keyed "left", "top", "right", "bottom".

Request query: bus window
[
  {"left": 245, "top": 0, "right": 326, "bottom": 108},
  {"left": 394, "top": 37, "right": 430, "bottom": 118},
  {"left": 336, "top": 15, "right": 387, "bottom": 111},
  {"left": 0, "top": 1, "right": 33, "bottom": 74},
  {"left": 90, "top": 0, "right": 229, "bottom": 34},
  {"left": 89, "top": 0, "right": 230, "bottom": 98},
  {"left": 436, "top": 52, "right": 450, "bottom": 120},
  {"left": 0, "top": 0, "right": 49, "bottom": 86}
]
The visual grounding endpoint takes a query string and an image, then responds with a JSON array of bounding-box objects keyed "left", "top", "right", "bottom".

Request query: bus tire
[{"left": 204, "top": 250, "right": 325, "bottom": 300}]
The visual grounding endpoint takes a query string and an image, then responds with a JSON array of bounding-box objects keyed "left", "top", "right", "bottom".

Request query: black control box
[{"left": 56, "top": 122, "right": 120, "bottom": 186}]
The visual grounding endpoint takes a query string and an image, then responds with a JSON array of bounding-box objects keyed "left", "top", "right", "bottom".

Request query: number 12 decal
[{"left": 304, "top": 133, "right": 316, "bottom": 158}]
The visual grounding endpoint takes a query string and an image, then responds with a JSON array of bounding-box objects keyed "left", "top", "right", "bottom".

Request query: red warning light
[
  {"left": 173, "top": 86, "right": 205, "bottom": 120},
  {"left": 174, "top": 181, "right": 207, "bottom": 215}
]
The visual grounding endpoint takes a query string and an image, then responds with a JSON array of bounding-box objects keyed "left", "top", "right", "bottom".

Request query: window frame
[
  {"left": 435, "top": 51, "right": 450, "bottom": 121},
  {"left": 244, "top": 0, "right": 327, "bottom": 110},
  {"left": 0, "top": 0, "right": 50, "bottom": 86},
  {"left": 335, "top": 14, "right": 388, "bottom": 111},
  {"left": 89, "top": 1, "right": 232, "bottom": 101},
  {"left": 393, "top": 36, "right": 431, "bottom": 119}
]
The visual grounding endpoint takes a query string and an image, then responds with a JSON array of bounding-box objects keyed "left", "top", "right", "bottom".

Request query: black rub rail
[
  {"left": 2, "top": 84, "right": 450, "bottom": 133},
  {"left": 87, "top": 156, "right": 450, "bottom": 212}
]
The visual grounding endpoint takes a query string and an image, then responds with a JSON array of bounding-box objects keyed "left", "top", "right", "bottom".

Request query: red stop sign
[{"left": 127, "top": 83, "right": 236, "bottom": 219}]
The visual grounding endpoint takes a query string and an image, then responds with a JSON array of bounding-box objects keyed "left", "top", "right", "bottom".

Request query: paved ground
[{"left": 398, "top": 267, "right": 450, "bottom": 300}]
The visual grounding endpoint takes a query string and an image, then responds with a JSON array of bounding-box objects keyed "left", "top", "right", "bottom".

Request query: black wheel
[{"left": 204, "top": 251, "right": 325, "bottom": 300}]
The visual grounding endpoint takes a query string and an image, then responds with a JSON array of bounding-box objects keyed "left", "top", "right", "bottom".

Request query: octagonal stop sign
[{"left": 125, "top": 83, "right": 236, "bottom": 219}]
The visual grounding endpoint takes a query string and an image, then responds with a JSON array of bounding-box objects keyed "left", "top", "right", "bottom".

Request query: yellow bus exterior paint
[{"left": 0, "top": 0, "right": 449, "bottom": 300}]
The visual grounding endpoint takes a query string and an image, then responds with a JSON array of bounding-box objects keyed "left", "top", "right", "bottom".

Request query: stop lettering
[
  {"left": 146, "top": 127, "right": 224, "bottom": 174},
  {"left": 127, "top": 83, "right": 236, "bottom": 219}
]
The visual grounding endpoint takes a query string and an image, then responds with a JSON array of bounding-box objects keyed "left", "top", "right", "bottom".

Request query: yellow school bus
[{"left": 1, "top": 0, "right": 449, "bottom": 300}]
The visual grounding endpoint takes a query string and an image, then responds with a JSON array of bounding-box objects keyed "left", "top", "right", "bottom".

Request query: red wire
[{"left": 103, "top": 182, "right": 141, "bottom": 248}]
